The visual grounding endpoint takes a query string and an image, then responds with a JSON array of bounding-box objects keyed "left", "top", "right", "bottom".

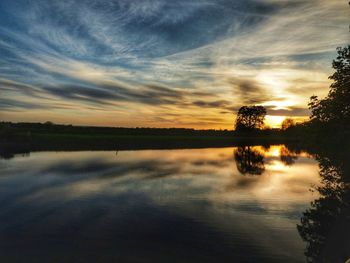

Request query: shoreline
[{"left": 0, "top": 134, "right": 299, "bottom": 158}]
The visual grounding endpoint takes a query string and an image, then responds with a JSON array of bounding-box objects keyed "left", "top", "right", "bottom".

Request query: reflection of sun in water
[
  {"left": 268, "top": 160, "right": 287, "bottom": 171},
  {"left": 265, "top": 145, "right": 282, "bottom": 157}
]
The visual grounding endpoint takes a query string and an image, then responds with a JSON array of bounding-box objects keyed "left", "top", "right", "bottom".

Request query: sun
[{"left": 265, "top": 115, "right": 286, "bottom": 129}]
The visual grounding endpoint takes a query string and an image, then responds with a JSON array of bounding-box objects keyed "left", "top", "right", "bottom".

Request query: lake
[{"left": 0, "top": 145, "right": 345, "bottom": 262}]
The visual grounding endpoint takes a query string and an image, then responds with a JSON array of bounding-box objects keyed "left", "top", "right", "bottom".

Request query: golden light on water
[
  {"left": 265, "top": 145, "right": 281, "bottom": 157},
  {"left": 15, "top": 145, "right": 320, "bottom": 205}
]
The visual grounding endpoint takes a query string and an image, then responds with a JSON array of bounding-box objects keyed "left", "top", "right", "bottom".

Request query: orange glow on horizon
[
  {"left": 265, "top": 115, "right": 309, "bottom": 129},
  {"left": 0, "top": 108, "right": 309, "bottom": 130}
]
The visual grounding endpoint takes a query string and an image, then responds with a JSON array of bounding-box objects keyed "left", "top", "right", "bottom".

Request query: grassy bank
[{"left": 0, "top": 122, "right": 300, "bottom": 158}]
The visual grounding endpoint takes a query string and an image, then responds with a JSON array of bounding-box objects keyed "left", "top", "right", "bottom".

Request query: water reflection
[
  {"left": 234, "top": 146, "right": 265, "bottom": 175},
  {"left": 280, "top": 146, "right": 299, "bottom": 166},
  {"left": 0, "top": 145, "right": 326, "bottom": 262},
  {"left": 297, "top": 150, "right": 350, "bottom": 263}
]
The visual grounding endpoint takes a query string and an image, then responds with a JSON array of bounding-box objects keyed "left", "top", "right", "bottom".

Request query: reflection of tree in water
[
  {"left": 297, "top": 153, "right": 350, "bottom": 263},
  {"left": 234, "top": 146, "right": 265, "bottom": 175},
  {"left": 280, "top": 146, "right": 299, "bottom": 166}
]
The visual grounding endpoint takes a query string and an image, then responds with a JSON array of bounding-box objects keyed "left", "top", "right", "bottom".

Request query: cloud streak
[{"left": 0, "top": 0, "right": 348, "bottom": 128}]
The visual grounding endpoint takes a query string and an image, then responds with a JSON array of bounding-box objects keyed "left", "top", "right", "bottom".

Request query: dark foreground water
[{"left": 0, "top": 145, "right": 348, "bottom": 262}]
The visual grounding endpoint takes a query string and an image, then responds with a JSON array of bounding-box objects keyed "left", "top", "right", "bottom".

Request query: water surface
[{"left": 0, "top": 145, "right": 322, "bottom": 262}]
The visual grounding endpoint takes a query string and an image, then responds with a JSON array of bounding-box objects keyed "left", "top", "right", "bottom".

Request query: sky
[{"left": 0, "top": 0, "right": 348, "bottom": 129}]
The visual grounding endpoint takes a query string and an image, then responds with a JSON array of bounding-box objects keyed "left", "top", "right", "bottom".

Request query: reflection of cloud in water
[
  {"left": 0, "top": 145, "right": 321, "bottom": 261},
  {"left": 1, "top": 146, "right": 320, "bottom": 212}
]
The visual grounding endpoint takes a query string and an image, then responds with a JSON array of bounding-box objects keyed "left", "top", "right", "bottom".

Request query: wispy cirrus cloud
[{"left": 0, "top": 0, "right": 348, "bottom": 128}]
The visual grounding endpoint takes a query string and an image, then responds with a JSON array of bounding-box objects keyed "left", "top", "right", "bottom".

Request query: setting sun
[{"left": 265, "top": 116, "right": 287, "bottom": 128}]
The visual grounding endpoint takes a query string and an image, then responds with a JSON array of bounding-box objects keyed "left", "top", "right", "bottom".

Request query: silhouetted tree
[
  {"left": 308, "top": 46, "right": 350, "bottom": 125},
  {"left": 235, "top": 106, "right": 267, "bottom": 131},
  {"left": 281, "top": 118, "right": 295, "bottom": 130},
  {"left": 234, "top": 146, "right": 265, "bottom": 175}
]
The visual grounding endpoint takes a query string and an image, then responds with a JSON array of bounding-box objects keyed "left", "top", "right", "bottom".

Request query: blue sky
[{"left": 0, "top": 0, "right": 348, "bottom": 128}]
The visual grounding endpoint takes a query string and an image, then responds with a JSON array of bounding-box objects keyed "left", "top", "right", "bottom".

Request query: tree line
[{"left": 234, "top": 45, "right": 350, "bottom": 141}]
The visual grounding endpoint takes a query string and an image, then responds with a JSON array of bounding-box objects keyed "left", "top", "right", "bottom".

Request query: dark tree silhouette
[
  {"left": 281, "top": 118, "right": 295, "bottom": 130},
  {"left": 297, "top": 151, "right": 350, "bottom": 263},
  {"left": 309, "top": 46, "right": 350, "bottom": 124},
  {"left": 299, "top": 43, "right": 350, "bottom": 259},
  {"left": 235, "top": 106, "right": 266, "bottom": 131},
  {"left": 234, "top": 146, "right": 265, "bottom": 175}
]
